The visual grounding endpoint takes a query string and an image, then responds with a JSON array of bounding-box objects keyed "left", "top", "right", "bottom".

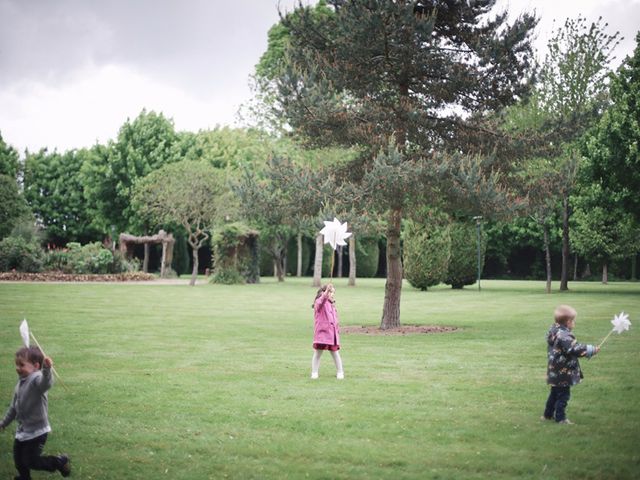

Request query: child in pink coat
[{"left": 311, "top": 283, "right": 344, "bottom": 379}]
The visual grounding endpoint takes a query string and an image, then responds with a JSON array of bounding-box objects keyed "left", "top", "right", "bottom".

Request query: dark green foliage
[
  {"left": 172, "top": 232, "right": 190, "bottom": 276},
  {"left": 276, "top": 0, "right": 537, "bottom": 152},
  {"left": 0, "top": 174, "right": 29, "bottom": 240},
  {"left": 259, "top": 243, "right": 274, "bottom": 277},
  {"left": 403, "top": 220, "right": 451, "bottom": 291},
  {"left": 211, "top": 222, "right": 259, "bottom": 284},
  {"left": 570, "top": 184, "right": 639, "bottom": 270},
  {"left": 42, "top": 242, "right": 137, "bottom": 274},
  {"left": 63, "top": 242, "right": 114, "bottom": 274},
  {"left": 0, "top": 133, "right": 20, "bottom": 179},
  {"left": 356, "top": 237, "right": 380, "bottom": 278},
  {"left": 582, "top": 32, "right": 640, "bottom": 222},
  {"left": 286, "top": 236, "right": 312, "bottom": 276},
  {"left": 0, "top": 236, "right": 44, "bottom": 272},
  {"left": 24, "top": 148, "right": 102, "bottom": 245},
  {"left": 82, "top": 110, "right": 181, "bottom": 234},
  {"left": 444, "top": 221, "right": 487, "bottom": 289}
]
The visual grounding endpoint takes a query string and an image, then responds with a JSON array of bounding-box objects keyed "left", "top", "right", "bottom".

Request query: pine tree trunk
[
  {"left": 313, "top": 233, "right": 323, "bottom": 287},
  {"left": 337, "top": 245, "right": 343, "bottom": 277},
  {"left": 560, "top": 194, "right": 570, "bottom": 291},
  {"left": 296, "top": 232, "right": 303, "bottom": 277},
  {"left": 380, "top": 208, "right": 403, "bottom": 329},
  {"left": 348, "top": 235, "right": 356, "bottom": 287},
  {"left": 190, "top": 246, "right": 198, "bottom": 286},
  {"left": 543, "top": 224, "right": 552, "bottom": 294},
  {"left": 573, "top": 253, "right": 579, "bottom": 281},
  {"left": 602, "top": 262, "right": 608, "bottom": 284}
]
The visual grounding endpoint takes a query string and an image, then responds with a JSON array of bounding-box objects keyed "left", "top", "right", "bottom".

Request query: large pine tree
[{"left": 274, "top": 0, "right": 537, "bottom": 328}]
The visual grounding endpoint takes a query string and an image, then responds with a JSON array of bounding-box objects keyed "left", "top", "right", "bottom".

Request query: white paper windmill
[
  {"left": 319, "top": 217, "right": 352, "bottom": 251},
  {"left": 20, "top": 319, "right": 30, "bottom": 347},
  {"left": 599, "top": 311, "right": 632, "bottom": 348},
  {"left": 17, "top": 318, "right": 67, "bottom": 389},
  {"left": 611, "top": 311, "right": 631, "bottom": 334}
]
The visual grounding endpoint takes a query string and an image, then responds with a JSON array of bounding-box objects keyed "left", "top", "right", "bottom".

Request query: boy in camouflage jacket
[{"left": 543, "top": 305, "right": 599, "bottom": 424}]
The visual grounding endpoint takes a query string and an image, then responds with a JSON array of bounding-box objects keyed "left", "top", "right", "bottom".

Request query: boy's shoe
[
  {"left": 540, "top": 415, "right": 553, "bottom": 421},
  {"left": 558, "top": 419, "right": 574, "bottom": 425},
  {"left": 58, "top": 455, "right": 71, "bottom": 477},
  {"left": 311, "top": 372, "right": 319, "bottom": 379},
  {"left": 337, "top": 372, "right": 344, "bottom": 380}
]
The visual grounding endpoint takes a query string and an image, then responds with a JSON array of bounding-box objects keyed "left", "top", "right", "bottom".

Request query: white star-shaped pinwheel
[
  {"left": 319, "top": 217, "right": 352, "bottom": 250},
  {"left": 20, "top": 319, "right": 30, "bottom": 347},
  {"left": 611, "top": 311, "right": 631, "bottom": 334}
]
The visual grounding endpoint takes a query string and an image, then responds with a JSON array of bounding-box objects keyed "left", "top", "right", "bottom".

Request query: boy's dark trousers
[
  {"left": 544, "top": 385, "right": 571, "bottom": 422},
  {"left": 13, "top": 433, "right": 62, "bottom": 480}
]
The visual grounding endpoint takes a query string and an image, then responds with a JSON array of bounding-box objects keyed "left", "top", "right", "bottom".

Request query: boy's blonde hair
[{"left": 554, "top": 305, "right": 577, "bottom": 326}]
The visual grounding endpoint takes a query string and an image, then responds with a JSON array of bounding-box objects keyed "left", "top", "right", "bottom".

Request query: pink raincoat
[{"left": 313, "top": 291, "right": 340, "bottom": 346}]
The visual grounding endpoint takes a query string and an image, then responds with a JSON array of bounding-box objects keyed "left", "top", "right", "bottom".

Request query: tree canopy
[{"left": 583, "top": 32, "right": 640, "bottom": 222}]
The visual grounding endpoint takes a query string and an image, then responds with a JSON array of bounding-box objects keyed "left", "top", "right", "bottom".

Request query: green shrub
[
  {"left": 112, "top": 250, "right": 140, "bottom": 273},
  {"left": 211, "top": 222, "right": 258, "bottom": 284},
  {"left": 444, "top": 221, "right": 487, "bottom": 289},
  {"left": 403, "top": 220, "right": 451, "bottom": 290},
  {"left": 64, "top": 242, "right": 114, "bottom": 274},
  {"left": 43, "top": 248, "right": 72, "bottom": 273},
  {"left": 0, "top": 236, "right": 44, "bottom": 272},
  {"left": 286, "top": 235, "right": 313, "bottom": 276},
  {"left": 356, "top": 236, "right": 380, "bottom": 277},
  {"left": 172, "top": 232, "right": 190, "bottom": 276}
]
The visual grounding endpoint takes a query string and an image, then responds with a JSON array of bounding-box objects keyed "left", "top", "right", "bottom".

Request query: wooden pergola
[{"left": 119, "top": 230, "right": 175, "bottom": 278}]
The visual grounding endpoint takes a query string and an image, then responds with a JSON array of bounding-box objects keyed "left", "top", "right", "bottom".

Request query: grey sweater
[{"left": 0, "top": 366, "right": 53, "bottom": 440}]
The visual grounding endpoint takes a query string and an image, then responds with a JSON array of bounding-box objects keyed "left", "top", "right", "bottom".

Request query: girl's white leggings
[{"left": 311, "top": 349, "right": 343, "bottom": 375}]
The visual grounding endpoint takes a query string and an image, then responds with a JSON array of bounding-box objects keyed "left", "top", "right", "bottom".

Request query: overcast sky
[{"left": 1, "top": 0, "right": 638, "bottom": 154}]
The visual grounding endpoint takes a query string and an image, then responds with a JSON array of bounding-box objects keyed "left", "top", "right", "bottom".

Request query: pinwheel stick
[
  {"left": 598, "top": 329, "right": 615, "bottom": 349},
  {"left": 29, "top": 332, "right": 68, "bottom": 390},
  {"left": 329, "top": 249, "right": 336, "bottom": 280}
]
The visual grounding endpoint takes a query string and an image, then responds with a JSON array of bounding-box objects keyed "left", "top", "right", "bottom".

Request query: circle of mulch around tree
[{"left": 341, "top": 325, "right": 460, "bottom": 335}]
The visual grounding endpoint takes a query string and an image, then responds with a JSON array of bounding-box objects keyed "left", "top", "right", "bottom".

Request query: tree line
[{"left": 1, "top": 1, "right": 639, "bottom": 329}]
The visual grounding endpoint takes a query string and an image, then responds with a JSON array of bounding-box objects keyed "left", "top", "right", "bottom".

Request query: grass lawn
[{"left": 0, "top": 278, "right": 638, "bottom": 479}]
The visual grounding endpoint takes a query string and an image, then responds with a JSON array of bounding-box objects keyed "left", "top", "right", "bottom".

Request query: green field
[{"left": 0, "top": 278, "right": 638, "bottom": 479}]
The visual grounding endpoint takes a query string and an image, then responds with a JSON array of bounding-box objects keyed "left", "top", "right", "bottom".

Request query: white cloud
[
  {"left": 1, "top": 0, "right": 637, "bottom": 154},
  {"left": 0, "top": 63, "right": 247, "bottom": 153}
]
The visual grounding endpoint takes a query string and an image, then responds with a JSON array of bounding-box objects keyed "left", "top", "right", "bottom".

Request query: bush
[
  {"left": 403, "top": 220, "right": 451, "bottom": 290},
  {"left": 45, "top": 244, "right": 137, "bottom": 274},
  {"left": 43, "top": 248, "right": 72, "bottom": 273},
  {"left": 287, "top": 235, "right": 313, "bottom": 276},
  {"left": 0, "top": 236, "right": 44, "bottom": 272},
  {"left": 444, "top": 221, "right": 487, "bottom": 289},
  {"left": 112, "top": 250, "right": 140, "bottom": 273},
  {"left": 64, "top": 242, "right": 114, "bottom": 274},
  {"left": 211, "top": 222, "right": 258, "bottom": 284},
  {"left": 356, "top": 236, "right": 380, "bottom": 278}
]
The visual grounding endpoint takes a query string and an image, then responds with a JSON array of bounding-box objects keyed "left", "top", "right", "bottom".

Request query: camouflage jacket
[{"left": 546, "top": 324, "right": 596, "bottom": 387}]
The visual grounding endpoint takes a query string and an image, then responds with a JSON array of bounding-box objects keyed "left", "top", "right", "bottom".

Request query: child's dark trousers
[
  {"left": 13, "top": 433, "right": 62, "bottom": 480},
  {"left": 544, "top": 386, "right": 571, "bottom": 422}
]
